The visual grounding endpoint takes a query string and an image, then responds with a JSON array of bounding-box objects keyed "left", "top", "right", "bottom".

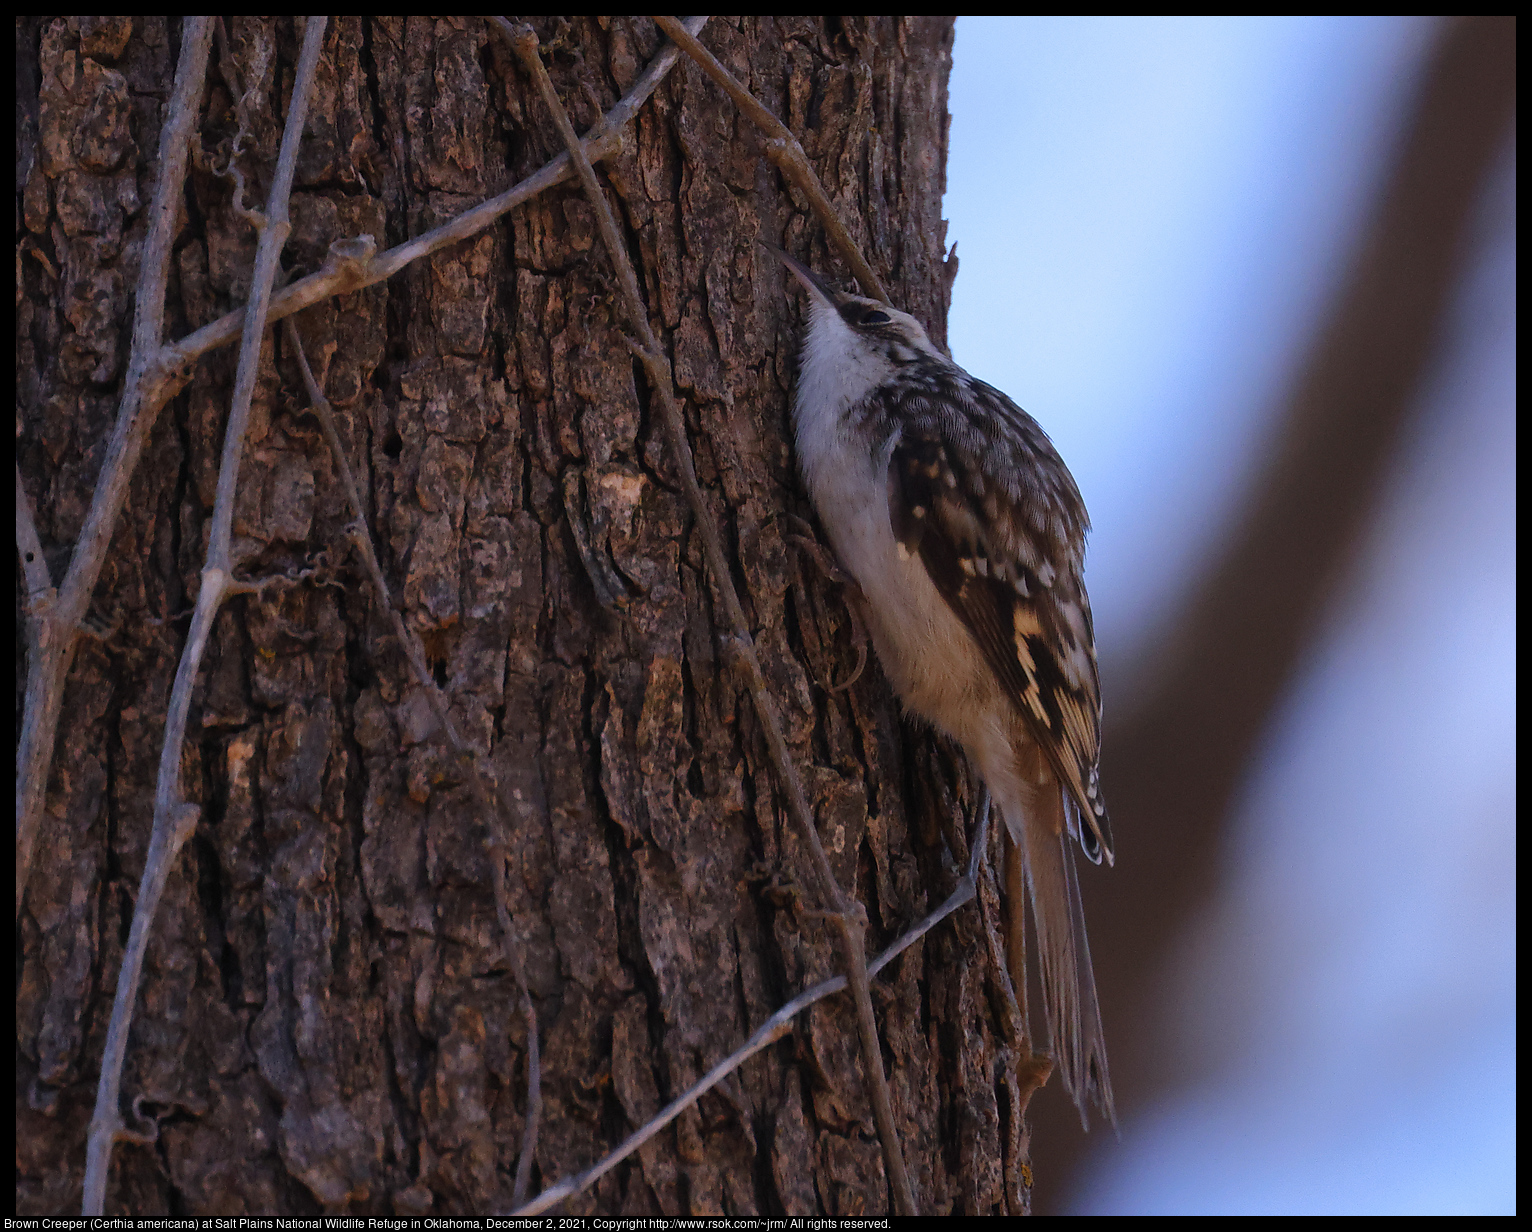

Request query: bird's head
[{"left": 766, "top": 244, "right": 943, "bottom": 371}]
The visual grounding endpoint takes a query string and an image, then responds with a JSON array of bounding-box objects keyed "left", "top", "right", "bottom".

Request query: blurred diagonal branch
[{"left": 1046, "top": 14, "right": 1517, "bottom": 1188}]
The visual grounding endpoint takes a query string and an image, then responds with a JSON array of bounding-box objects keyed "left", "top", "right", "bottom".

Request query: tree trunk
[{"left": 14, "top": 17, "right": 1047, "bottom": 1217}]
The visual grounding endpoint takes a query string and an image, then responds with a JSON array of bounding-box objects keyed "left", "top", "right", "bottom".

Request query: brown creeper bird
[{"left": 773, "top": 246, "right": 1115, "bottom": 1127}]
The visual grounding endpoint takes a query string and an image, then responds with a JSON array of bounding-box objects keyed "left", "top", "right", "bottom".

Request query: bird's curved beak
[{"left": 760, "top": 241, "right": 838, "bottom": 308}]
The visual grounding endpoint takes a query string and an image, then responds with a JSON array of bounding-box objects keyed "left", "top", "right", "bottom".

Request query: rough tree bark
[{"left": 13, "top": 16, "right": 1053, "bottom": 1216}]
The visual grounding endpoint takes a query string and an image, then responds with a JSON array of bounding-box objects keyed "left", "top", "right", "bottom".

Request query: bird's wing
[{"left": 884, "top": 369, "right": 1113, "bottom": 864}]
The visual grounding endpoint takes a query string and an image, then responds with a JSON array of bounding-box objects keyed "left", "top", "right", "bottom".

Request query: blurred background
[{"left": 943, "top": 16, "right": 1514, "bottom": 1215}]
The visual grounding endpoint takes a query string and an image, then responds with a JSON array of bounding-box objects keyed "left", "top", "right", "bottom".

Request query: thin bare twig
[
  {"left": 513, "top": 792, "right": 992, "bottom": 1216},
  {"left": 650, "top": 15, "right": 887, "bottom": 301},
  {"left": 145, "top": 15, "right": 713, "bottom": 399},
  {"left": 82, "top": 19, "right": 329, "bottom": 1216},
  {"left": 16, "top": 18, "right": 214, "bottom": 919},
  {"left": 16, "top": 463, "right": 54, "bottom": 612},
  {"left": 14, "top": 20, "right": 711, "bottom": 921},
  {"left": 979, "top": 859, "right": 1026, "bottom": 1035},
  {"left": 506, "top": 24, "right": 916, "bottom": 1212},
  {"left": 282, "top": 316, "right": 543, "bottom": 1205},
  {"left": 978, "top": 836, "right": 1054, "bottom": 1136}
]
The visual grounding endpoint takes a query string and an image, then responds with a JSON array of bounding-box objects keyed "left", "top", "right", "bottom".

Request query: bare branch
[
  {"left": 512, "top": 792, "right": 991, "bottom": 1216},
  {"left": 16, "top": 18, "right": 214, "bottom": 919},
  {"left": 82, "top": 20, "right": 330, "bottom": 1215},
  {"left": 650, "top": 15, "right": 888, "bottom": 301}
]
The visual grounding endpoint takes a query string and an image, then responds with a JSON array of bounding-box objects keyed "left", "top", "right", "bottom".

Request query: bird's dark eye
[{"left": 861, "top": 309, "right": 891, "bottom": 326}]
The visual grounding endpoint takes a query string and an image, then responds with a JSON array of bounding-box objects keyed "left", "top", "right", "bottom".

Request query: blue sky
[
  {"left": 945, "top": 16, "right": 1435, "bottom": 687},
  {"left": 943, "top": 16, "right": 1515, "bottom": 1216}
]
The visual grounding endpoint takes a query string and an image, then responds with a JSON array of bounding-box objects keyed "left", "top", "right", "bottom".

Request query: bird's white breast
[{"left": 792, "top": 305, "right": 1005, "bottom": 752}]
